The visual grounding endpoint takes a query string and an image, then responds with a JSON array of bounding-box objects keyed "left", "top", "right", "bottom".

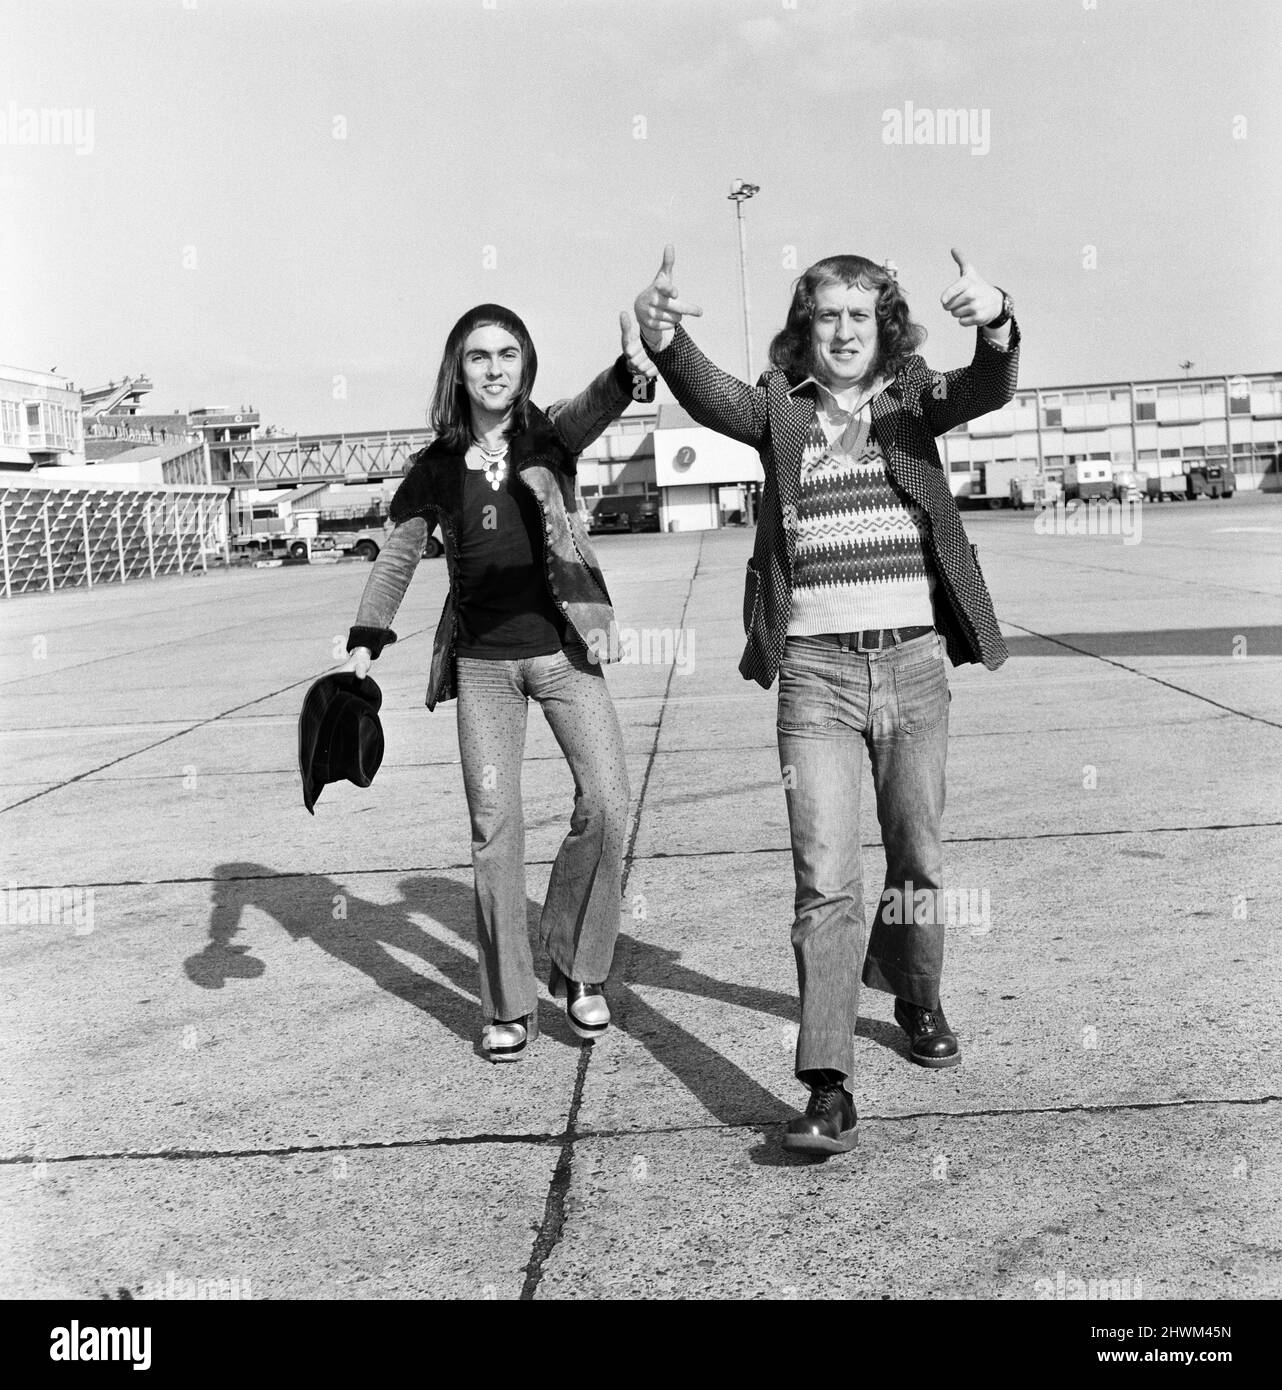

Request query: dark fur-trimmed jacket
[
  {"left": 346, "top": 357, "right": 634, "bottom": 710},
  {"left": 646, "top": 323, "right": 1021, "bottom": 686}
]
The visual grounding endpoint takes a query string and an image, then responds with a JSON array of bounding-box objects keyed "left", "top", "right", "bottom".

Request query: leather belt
[{"left": 809, "top": 626, "right": 934, "bottom": 652}]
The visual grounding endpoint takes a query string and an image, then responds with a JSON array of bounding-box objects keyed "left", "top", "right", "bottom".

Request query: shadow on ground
[
  {"left": 184, "top": 862, "right": 914, "bottom": 1145},
  {"left": 1004, "top": 626, "right": 1282, "bottom": 656}
]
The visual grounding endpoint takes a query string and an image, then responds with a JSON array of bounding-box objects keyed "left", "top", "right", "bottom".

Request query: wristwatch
[{"left": 985, "top": 288, "right": 1014, "bottom": 330}]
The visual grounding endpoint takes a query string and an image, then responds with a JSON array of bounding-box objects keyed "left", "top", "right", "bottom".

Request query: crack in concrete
[
  {"left": 518, "top": 1044, "right": 591, "bottom": 1300},
  {"left": 516, "top": 534, "right": 708, "bottom": 1300},
  {"left": 0, "top": 1132, "right": 566, "bottom": 1165},
  {"left": 11, "top": 820, "right": 1280, "bottom": 893},
  {"left": 5, "top": 1093, "right": 1275, "bottom": 1168}
]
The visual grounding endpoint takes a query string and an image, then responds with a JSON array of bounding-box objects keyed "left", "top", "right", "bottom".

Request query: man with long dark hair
[
  {"left": 634, "top": 246, "right": 1018, "bottom": 1152},
  {"left": 336, "top": 304, "right": 654, "bottom": 1062}
]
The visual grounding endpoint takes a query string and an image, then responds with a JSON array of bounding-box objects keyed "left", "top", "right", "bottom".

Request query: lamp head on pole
[{"left": 728, "top": 179, "right": 761, "bottom": 204}]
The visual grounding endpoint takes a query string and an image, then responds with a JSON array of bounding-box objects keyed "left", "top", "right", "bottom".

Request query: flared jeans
[{"left": 456, "top": 644, "right": 630, "bottom": 1024}]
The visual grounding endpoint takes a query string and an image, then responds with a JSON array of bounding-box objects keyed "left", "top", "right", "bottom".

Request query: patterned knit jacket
[{"left": 646, "top": 323, "right": 1021, "bottom": 686}]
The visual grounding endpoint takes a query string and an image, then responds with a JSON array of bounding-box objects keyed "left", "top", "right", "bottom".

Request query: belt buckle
[{"left": 855, "top": 629, "right": 886, "bottom": 653}]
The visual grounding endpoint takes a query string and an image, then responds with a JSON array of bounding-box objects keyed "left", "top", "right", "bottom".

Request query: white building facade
[
  {"left": 0, "top": 366, "right": 85, "bottom": 470},
  {"left": 940, "top": 370, "right": 1282, "bottom": 497},
  {"left": 573, "top": 369, "right": 1282, "bottom": 529}
]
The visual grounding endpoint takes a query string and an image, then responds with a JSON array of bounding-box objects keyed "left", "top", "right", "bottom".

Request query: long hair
[
  {"left": 768, "top": 256, "right": 926, "bottom": 385},
  {"left": 429, "top": 303, "right": 539, "bottom": 453}
]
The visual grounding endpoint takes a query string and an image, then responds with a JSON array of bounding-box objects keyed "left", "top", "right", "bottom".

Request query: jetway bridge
[{"left": 212, "top": 429, "right": 432, "bottom": 488}]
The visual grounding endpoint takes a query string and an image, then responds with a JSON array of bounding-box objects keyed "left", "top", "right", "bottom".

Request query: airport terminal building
[
  {"left": 0, "top": 366, "right": 84, "bottom": 471},
  {"left": 3, "top": 363, "right": 1279, "bottom": 596},
  {"left": 939, "top": 370, "right": 1282, "bottom": 504},
  {"left": 576, "top": 369, "right": 1282, "bottom": 525},
  {"left": 576, "top": 404, "right": 762, "bottom": 531}
]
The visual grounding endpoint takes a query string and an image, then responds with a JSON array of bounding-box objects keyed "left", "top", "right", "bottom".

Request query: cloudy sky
[{"left": 3, "top": 0, "right": 1279, "bottom": 432}]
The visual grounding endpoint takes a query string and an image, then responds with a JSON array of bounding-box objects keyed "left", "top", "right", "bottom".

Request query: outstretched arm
[
  {"left": 547, "top": 311, "right": 658, "bottom": 457},
  {"left": 339, "top": 515, "right": 430, "bottom": 677},
  {"left": 923, "top": 248, "right": 1020, "bottom": 436},
  {"left": 635, "top": 244, "right": 767, "bottom": 447}
]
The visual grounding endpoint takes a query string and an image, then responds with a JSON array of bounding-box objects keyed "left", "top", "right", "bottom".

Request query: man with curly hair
[{"left": 634, "top": 246, "right": 1018, "bottom": 1153}]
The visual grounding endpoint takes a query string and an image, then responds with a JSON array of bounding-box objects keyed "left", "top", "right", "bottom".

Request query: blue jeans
[
  {"left": 456, "top": 644, "right": 630, "bottom": 1025},
  {"left": 776, "top": 630, "right": 950, "bottom": 1089}
]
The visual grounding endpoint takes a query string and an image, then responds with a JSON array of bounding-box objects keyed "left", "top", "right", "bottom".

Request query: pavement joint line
[
  {"left": 1001, "top": 620, "right": 1282, "bottom": 729},
  {"left": 0, "top": 596, "right": 391, "bottom": 693},
  {"left": 13, "top": 820, "right": 1281, "bottom": 892},
  {"left": 0, "top": 628, "right": 433, "bottom": 817},
  {"left": 3, "top": 680, "right": 1271, "bottom": 732},
  {"left": 993, "top": 544, "right": 1282, "bottom": 600},
  {"left": 5, "top": 1093, "right": 1277, "bottom": 1169},
  {"left": 0, "top": 720, "right": 202, "bottom": 735},
  {"left": 24, "top": 708, "right": 1254, "bottom": 779},
  {"left": 518, "top": 534, "right": 707, "bottom": 1301},
  {"left": 947, "top": 721, "right": 1245, "bottom": 741},
  {"left": 0, "top": 582, "right": 351, "bottom": 650},
  {"left": 0, "top": 710, "right": 1251, "bottom": 756}
]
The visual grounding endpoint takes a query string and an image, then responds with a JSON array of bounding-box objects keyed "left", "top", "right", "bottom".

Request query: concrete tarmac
[{"left": 1, "top": 495, "right": 1279, "bottom": 1300}]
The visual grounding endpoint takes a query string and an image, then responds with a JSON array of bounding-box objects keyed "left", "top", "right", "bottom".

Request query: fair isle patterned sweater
[{"left": 787, "top": 403, "right": 935, "bottom": 636}]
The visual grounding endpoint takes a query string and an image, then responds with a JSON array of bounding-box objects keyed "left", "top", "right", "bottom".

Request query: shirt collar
[{"left": 788, "top": 373, "right": 891, "bottom": 417}]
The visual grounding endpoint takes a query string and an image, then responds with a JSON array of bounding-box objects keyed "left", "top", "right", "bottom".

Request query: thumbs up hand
[
  {"left": 634, "top": 244, "right": 703, "bottom": 351},
  {"left": 940, "top": 247, "right": 1005, "bottom": 328}
]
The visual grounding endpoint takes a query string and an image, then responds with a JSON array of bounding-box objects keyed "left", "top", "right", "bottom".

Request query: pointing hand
[{"left": 634, "top": 244, "right": 703, "bottom": 350}]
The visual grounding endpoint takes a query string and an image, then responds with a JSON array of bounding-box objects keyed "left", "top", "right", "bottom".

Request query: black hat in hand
[{"left": 298, "top": 672, "right": 384, "bottom": 815}]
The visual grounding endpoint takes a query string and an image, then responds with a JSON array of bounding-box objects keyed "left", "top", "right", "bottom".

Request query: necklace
[{"left": 473, "top": 439, "right": 509, "bottom": 491}]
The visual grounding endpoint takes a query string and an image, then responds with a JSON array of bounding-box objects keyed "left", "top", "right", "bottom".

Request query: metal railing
[
  {"left": 217, "top": 432, "right": 433, "bottom": 487},
  {"left": 0, "top": 479, "right": 231, "bottom": 597}
]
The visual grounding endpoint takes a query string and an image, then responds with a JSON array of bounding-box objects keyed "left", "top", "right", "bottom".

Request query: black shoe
[
  {"left": 894, "top": 998, "right": 960, "bottom": 1068},
  {"left": 781, "top": 1080, "right": 858, "bottom": 1154},
  {"left": 565, "top": 981, "right": 609, "bottom": 1041}
]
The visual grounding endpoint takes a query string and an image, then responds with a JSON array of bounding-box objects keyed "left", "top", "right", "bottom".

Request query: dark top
[{"left": 454, "top": 464, "right": 569, "bottom": 658}]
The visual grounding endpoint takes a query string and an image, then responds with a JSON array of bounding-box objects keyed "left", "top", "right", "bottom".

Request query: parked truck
[
  {"left": 1008, "top": 474, "right": 1064, "bottom": 509},
  {"left": 297, "top": 490, "right": 441, "bottom": 560},
  {"left": 1141, "top": 460, "right": 1233, "bottom": 501},
  {"left": 229, "top": 520, "right": 335, "bottom": 562},
  {"left": 1144, "top": 461, "right": 1189, "bottom": 502},
  {"left": 969, "top": 458, "right": 1024, "bottom": 508},
  {"left": 1186, "top": 460, "right": 1235, "bottom": 499},
  {"left": 1062, "top": 459, "right": 1114, "bottom": 502},
  {"left": 1111, "top": 468, "right": 1143, "bottom": 503},
  {"left": 320, "top": 517, "right": 444, "bottom": 561},
  {"left": 234, "top": 488, "right": 447, "bottom": 564}
]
